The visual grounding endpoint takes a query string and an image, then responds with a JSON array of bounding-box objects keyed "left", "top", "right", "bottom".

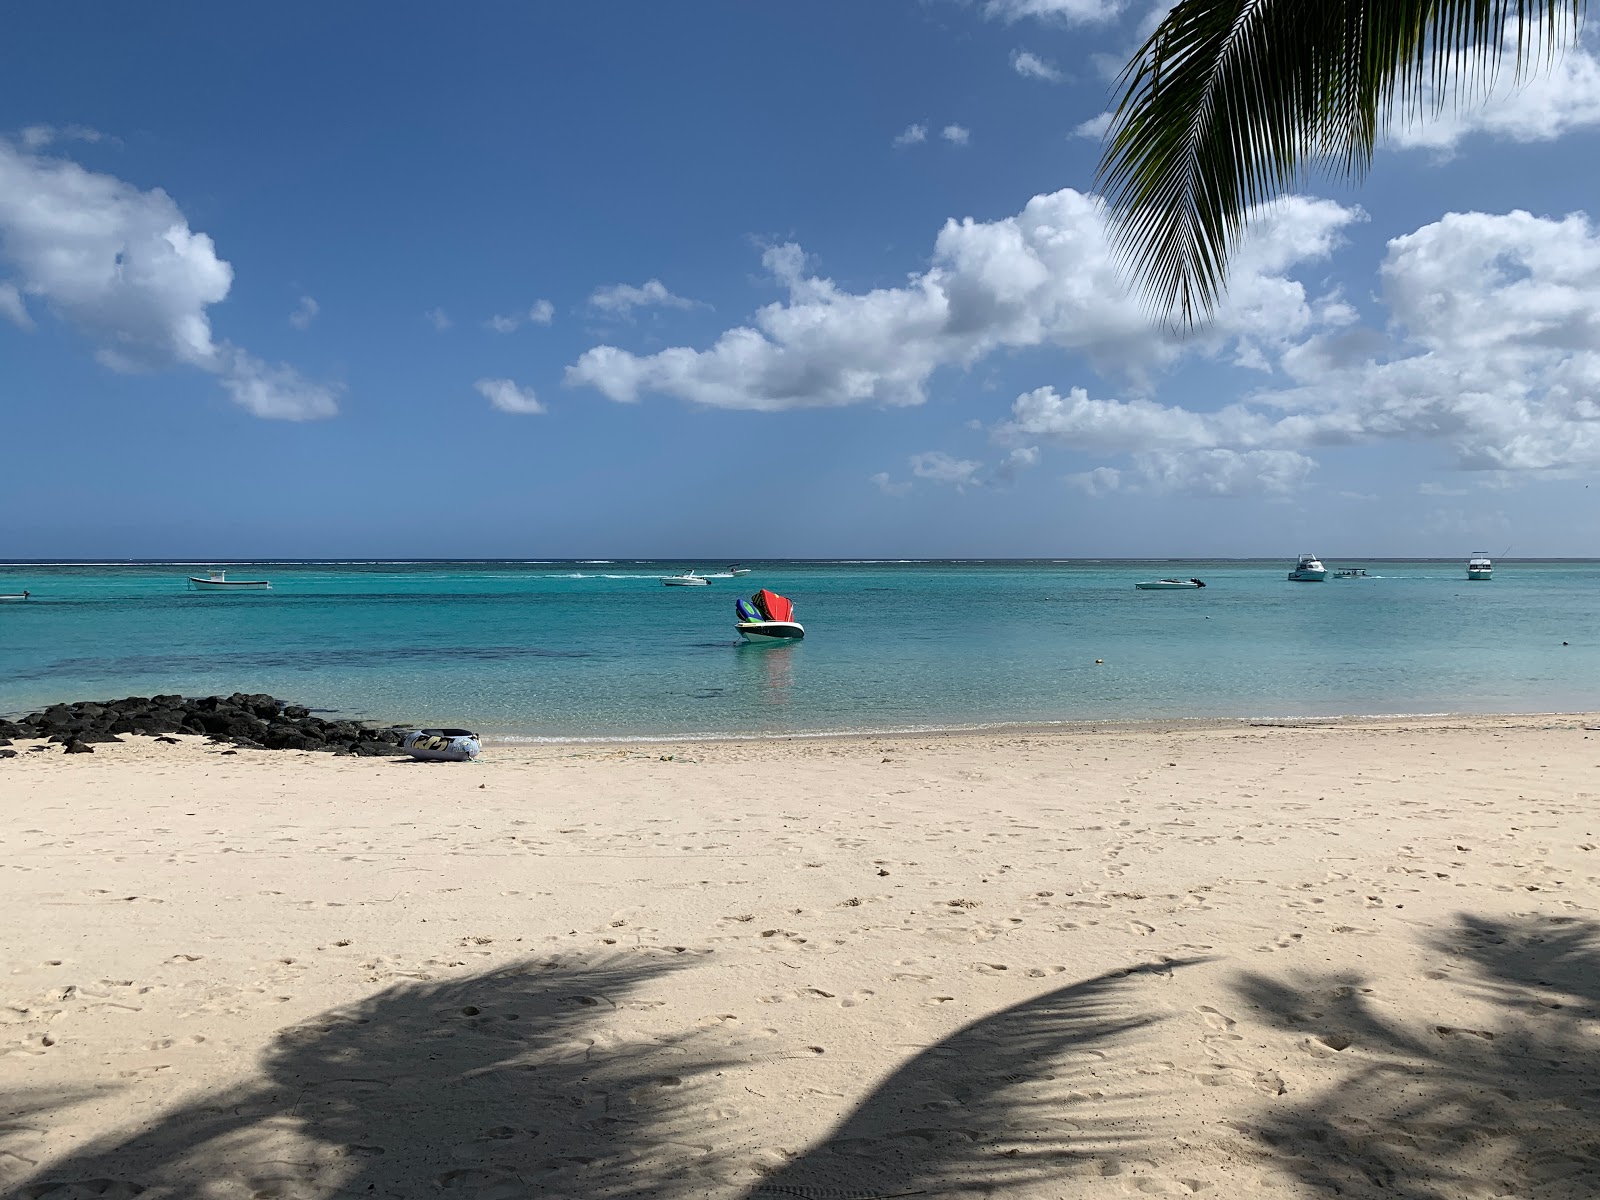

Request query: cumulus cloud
[
  {"left": 474, "top": 377, "right": 547, "bottom": 415},
  {"left": 425, "top": 307, "right": 452, "bottom": 331},
  {"left": 566, "top": 188, "right": 1358, "bottom": 412},
  {"left": 1011, "top": 50, "right": 1064, "bottom": 81},
  {"left": 870, "top": 471, "right": 912, "bottom": 497},
  {"left": 0, "top": 280, "right": 33, "bottom": 329},
  {"left": 288, "top": 295, "right": 318, "bottom": 330},
  {"left": 893, "top": 123, "right": 929, "bottom": 147},
  {"left": 985, "top": 0, "right": 1125, "bottom": 23},
  {"left": 1072, "top": 112, "right": 1114, "bottom": 139},
  {"left": 0, "top": 137, "right": 337, "bottom": 419},
  {"left": 1389, "top": 22, "right": 1600, "bottom": 151},
  {"left": 488, "top": 299, "right": 556, "bottom": 333},
  {"left": 19, "top": 124, "right": 108, "bottom": 150},
  {"left": 941, "top": 124, "right": 972, "bottom": 145},
  {"left": 910, "top": 450, "right": 984, "bottom": 490},
  {"left": 588, "top": 278, "right": 699, "bottom": 318}
]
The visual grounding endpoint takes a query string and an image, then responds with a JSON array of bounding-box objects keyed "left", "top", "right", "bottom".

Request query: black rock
[
  {"left": 0, "top": 749, "right": 16, "bottom": 759},
  {"left": 282, "top": 705, "right": 311, "bottom": 719},
  {"left": 63, "top": 741, "right": 94, "bottom": 754},
  {"left": 28, "top": 745, "right": 48, "bottom": 753},
  {"left": 0, "top": 738, "right": 10, "bottom": 747},
  {"left": 154, "top": 736, "right": 181, "bottom": 745}
]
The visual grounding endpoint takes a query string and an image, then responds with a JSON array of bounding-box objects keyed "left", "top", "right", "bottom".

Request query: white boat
[
  {"left": 0, "top": 591, "right": 31, "bottom": 602},
  {"left": 1333, "top": 568, "right": 1371, "bottom": 578},
  {"left": 188, "top": 569, "right": 271, "bottom": 591},
  {"left": 728, "top": 565, "right": 752, "bottom": 576},
  {"left": 661, "top": 571, "right": 709, "bottom": 587},
  {"left": 736, "top": 589, "right": 804, "bottom": 642},
  {"left": 1135, "top": 578, "right": 1206, "bottom": 590},
  {"left": 1467, "top": 551, "right": 1493, "bottom": 581},
  {"left": 400, "top": 728, "right": 481, "bottom": 762},
  {"left": 1287, "top": 553, "right": 1328, "bottom": 582}
]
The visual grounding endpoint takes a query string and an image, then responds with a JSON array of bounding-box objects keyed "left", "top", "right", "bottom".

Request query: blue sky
[{"left": 3, "top": 0, "right": 1600, "bottom": 558}]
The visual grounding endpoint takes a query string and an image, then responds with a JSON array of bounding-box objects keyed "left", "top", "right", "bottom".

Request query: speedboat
[
  {"left": 1135, "top": 578, "right": 1205, "bottom": 590},
  {"left": 0, "top": 590, "right": 31, "bottom": 602},
  {"left": 727, "top": 565, "right": 752, "bottom": 576},
  {"left": 1287, "top": 553, "right": 1328, "bottom": 582},
  {"left": 661, "top": 571, "right": 709, "bottom": 587},
  {"left": 188, "top": 569, "right": 271, "bottom": 591},
  {"left": 1467, "top": 551, "right": 1493, "bottom": 581},
  {"left": 735, "top": 589, "right": 804, "bottom": 641},
  {"left": 1333, "top": 567, "right": 1371, "bottom": 578}
]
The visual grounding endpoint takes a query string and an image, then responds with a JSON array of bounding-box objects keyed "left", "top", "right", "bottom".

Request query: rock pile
[{"left": 0, "top": 694, "right": 412, "bottom": 757}]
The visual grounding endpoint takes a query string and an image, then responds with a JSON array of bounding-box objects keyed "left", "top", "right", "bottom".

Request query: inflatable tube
[{"left": 401, "top": 728, "right": 482, "bottom": 762}]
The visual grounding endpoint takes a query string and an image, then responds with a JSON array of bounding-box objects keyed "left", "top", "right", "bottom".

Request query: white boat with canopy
[
  {"left": 661, "top": 570, "right": 709, "bottom": 587},
  {"left": 1287, "top": 553, "right": 1328, "bottom": 582},
  {"left": 1467, "top": 552, "right": 1493, "bottom": 581}
]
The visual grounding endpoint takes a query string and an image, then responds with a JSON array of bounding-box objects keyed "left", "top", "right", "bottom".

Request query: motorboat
[
  {"left": 735, "top": 589, "right": 804, "bottom": 642},
  {"left": 0, "top": 590, "right": 31, "bottom": 602},
  {"left": 1333, "top": 568, "right": 1371, "bottom": 578},
  {"left": 1467, "top": 551, "right": 1493, "bottom": 581},
  {"left": 188, "top": 569, "right": 271, "bottom": 591},
  {"left": 400, "top": 728, "right": 481, "bottom": 762},
  {"left": 727, "top": 565, "right": 752, "bottom": 576},
  {"left": 1135, "top": 578, "right": 1205, "bottom": 590},
  {"left": 1287, "top": 553, "right": 1328, "bottom": 582},
  {"left": 661, "top": 571, "right": 709, "bottom": 587}
]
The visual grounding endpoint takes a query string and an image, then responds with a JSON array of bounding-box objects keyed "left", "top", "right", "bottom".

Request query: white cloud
[
  {"left": 588, "top": 278, "right": 699, "bottom": 318},
  {"left": 894, "top": 123, "right": 928, "bottom": 147},
  {"left": 985, "top": 0, "right": 1125, "bottom": 23},
  {"left": 19, "top": 124, "right": 107, "bottom": 150},
  {"left": 288, "top": 295, "right": 318, "bottom": 330},
  {"left": 910, "top": 450, "right": 984, "bottom": 490},
  {"left": 566, "top": 188, "right": 1358, "bottom": 412},
  {"left": 488, "top": 299, "right": 556, "bottom": 333},
  {"left": 870, "top": 471, "right": 912, "bottom": 497},
  {"left": 0, "top": 281, "right": 33, "bottom": 330},
  {"left": 475, "top": 377, "right": 547, "bottom": 415},
  {"left": 941, "top": 124, "right": 972, "bottom": 146},
  {"left": 1390, "top": 22, "right": 1600, "bottom": 152},
  {"left": 425, "top": 307, "right": 452, "bottom": 331},
  {"left": 995, "top": 444, "right": 1041, "bottom": 483},
  {"left": 1072, "top": 112, "right": 1113, "bottom": 139},
  {"left": 1130, "top": 448, "right": 1315, "bottom": 496},
  {"left": 1011, "top": 50, "right": 1064, "bottom": 82},
  {"left": 1418, "top": 482, "right": 1470, "bottom": 496},
  {"left": 1067, "top": 465, "right": 1122, "bottom": 496},
  {"left": 0, "top": 137, "right": 336, "bottom": 419}
]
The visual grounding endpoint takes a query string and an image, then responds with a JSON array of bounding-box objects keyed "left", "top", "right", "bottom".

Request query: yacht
[
  {"left": 1287, "top": 553, "right": 1328, "bottom": 582},
  {"left": 661, "top": 570, "right": 709, "bottom": 587},
  {"left": 188, "top": 569, "right": 271, "bottom": 591},
  {"left": 1467, "top": 552, "right": 1493, "bottom": 581}
]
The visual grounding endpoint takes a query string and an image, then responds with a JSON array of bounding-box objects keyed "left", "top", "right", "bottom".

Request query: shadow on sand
[
  {"left": 1233, "top": 913, "right": 1600, "bottom": 1200},
  {"left": 2, "top": 956, "right": 1196, "bottom": 1199}
]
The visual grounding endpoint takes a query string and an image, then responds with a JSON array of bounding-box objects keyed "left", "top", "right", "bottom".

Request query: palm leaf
[{"left": 1097, "top": 0, "right": 1587, "bottom": 325}]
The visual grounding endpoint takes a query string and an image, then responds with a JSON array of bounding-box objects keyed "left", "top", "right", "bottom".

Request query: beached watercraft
[
  {"left": 188, "top": 569, "right": 271, "bottom": 591},
  {"left": 735, "top": 588, "right": 804, "bottom": 642},
  {"left": 400, "top": 728, "right": 482, "bottom": 761},
  {"left": 1287, "top": 553, "right": 1328, "bottom": 582},
  {"left": 661, "top": 571, "right": 709, "bottom": 587},
  {"left": 1135, "top": 578, "right": 1205, "bottom": 590}
]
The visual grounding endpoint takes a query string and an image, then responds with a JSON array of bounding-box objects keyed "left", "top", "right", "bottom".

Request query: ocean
[{"left": 0, "top": 560, "right": 1593, "bottom": 739}]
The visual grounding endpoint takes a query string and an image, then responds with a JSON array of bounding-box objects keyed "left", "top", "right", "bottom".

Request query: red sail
[{"left": 753, "top": 589, "right": 794, "bottom": 622}]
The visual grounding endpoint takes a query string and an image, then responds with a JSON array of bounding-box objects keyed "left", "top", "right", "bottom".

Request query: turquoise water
[{"left": 0, "top": 560, "right": 1594, "bottom": 739}]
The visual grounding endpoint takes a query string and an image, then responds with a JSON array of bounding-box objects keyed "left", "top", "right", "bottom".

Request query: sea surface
[{"left": 1, "top": 560, "right": 1594, "bottom": 739}]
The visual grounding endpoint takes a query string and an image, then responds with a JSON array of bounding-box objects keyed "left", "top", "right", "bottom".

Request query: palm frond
[{"left": 1097, "top": 0, "right": 1587, "bottom": 325}]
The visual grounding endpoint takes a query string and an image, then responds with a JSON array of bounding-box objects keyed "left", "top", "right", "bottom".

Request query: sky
[{"left": 3, "top": 0, "right": 1600, "bottom": 559}]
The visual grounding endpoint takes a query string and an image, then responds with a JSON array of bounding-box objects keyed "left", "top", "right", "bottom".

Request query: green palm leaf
[{"left": 1097, "top": 0, "right": 1586, "bottom": 325}]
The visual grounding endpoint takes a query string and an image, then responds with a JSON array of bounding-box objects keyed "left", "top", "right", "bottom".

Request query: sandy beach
[{"left": 2, "top": 714, "right": 1598, "bottom": 1199}]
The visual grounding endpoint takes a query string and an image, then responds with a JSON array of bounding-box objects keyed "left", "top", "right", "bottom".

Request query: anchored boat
[
  {"left": 1467, "top": 551, "right": 1493, "bottom": 581},
  {"left": 735, "top": 588, "right": 804, "bottom": 642},
  {"left": 188, "top": 569, "right": 271, "bottom": 591}
]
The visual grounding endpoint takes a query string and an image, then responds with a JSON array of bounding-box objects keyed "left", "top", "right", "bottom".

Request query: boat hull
[
  {"left": 662, "top": 577, "right": 708, "bottom": 587},
  {"left": 188, "top": 577, "right": 271, "bottom": 590},
  {"left": 1287, "top": 571, "right": 1327, "bottom": 582},
  {"left": 1467, "top": 568, "right": 1492, "bottom": 580},
  {"left": 737, "top": 621, "right": 804, "bottom": 642},
  {"left": 1135, "top": 581, "right": 1201, "bottom": 590},
  {"left": 0, "top": 594, "right": 31, "bottom": 602}
]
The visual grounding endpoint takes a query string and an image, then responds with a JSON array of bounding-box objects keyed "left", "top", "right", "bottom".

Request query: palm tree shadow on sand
[
  {"left": 1232, "top": 913, "right": 1600, "bottom": 1200},
  {"left": 3, "top": 956, "right": 1200, "bottom": 1199}
]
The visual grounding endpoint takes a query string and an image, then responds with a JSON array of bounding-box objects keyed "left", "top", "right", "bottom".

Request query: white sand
[{"left": 2, "top": 715, "right": 1598, "bottom": 1199}]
